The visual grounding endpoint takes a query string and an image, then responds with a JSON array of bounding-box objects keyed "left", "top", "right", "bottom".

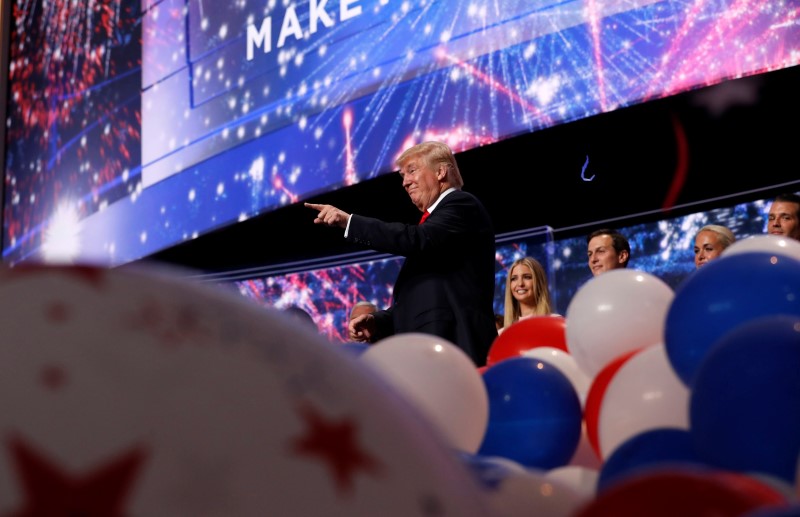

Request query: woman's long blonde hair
[{"left": 503, "top": 257, "right": 553, "bottom": 328}]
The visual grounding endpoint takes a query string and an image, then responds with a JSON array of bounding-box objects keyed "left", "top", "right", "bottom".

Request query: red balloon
[
  {"left": 487, "top": 315, "right": 568, "bottom": 366},
  {"left": 575, "top": 467, "right": 788, "bottom": 517},
  {"left": 583, "top": 348, "right": 641, "bottom": 459}
]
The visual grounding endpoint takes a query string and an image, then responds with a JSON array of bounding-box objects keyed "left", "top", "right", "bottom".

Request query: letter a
[{"left": 277, "top": 5, "right": 304, "bottom": 48}]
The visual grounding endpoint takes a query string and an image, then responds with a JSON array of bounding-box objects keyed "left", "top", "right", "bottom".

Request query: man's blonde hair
[{"left": 396, "top": 141, "right": 464, "bottom": 189}]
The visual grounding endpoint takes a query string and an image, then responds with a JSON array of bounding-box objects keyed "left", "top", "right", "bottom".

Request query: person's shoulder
[
  {"left": 443, "top": 189, "right": 485, "bottom": 208},
  {"left": 450, "top": 189, "right": 478, "bottom": 200},
  {"left": 438, "top": 190, "right": 492, "bottom": 230}
]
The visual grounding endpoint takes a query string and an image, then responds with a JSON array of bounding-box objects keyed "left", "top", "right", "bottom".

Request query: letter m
[{"left": 247, "top": 18, "right": 272, "bottom": 61}]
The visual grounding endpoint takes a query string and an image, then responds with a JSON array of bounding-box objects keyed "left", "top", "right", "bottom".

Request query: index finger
[{"left": 304, "top": 202, "right": 324, "bottom": 210}]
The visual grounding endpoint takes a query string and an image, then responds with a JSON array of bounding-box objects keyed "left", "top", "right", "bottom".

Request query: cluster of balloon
[
  {"left": 0, "top": 264, "right": 494, "bottom": 515},
  {"left": 479, "top": 310, "right": 610, "bottom": 482},
  {"left": 690, "top": 314, "right": 800, "bottom": 485},
  {"left": 661, "top": 237, "right": 800, "bottom": 488},
  {"left": 487, "top": 315, "right": 569, "bottom": 364},
  {"left": 565, "top": 269, "right": 674, "bottom": 378},
  {"left": 457, "top": 452, "right": 588, "bottom": 517},
  {"left": 361, "top": 234, "right": 800, "bottom": 515},
  {"left": 594, "top": 344, "right": 690, "bottom": 460},
  {"left": 304, "top": 234, "right": 800, "bottom": 515},
  {"left": 665, "top": 249, "right": 800, "bottom": 388},
  {"left": 489, "top": 315, "right": 591, "bottom": 405},
  {"left": 573, "top": 235, "right": 800, "bottom": 511},
  {"left": 563, "top": 269, "right": 678, "bottom": 472},
  {"left": 356, "top": 329, "right": 600, "bottom": 516}
]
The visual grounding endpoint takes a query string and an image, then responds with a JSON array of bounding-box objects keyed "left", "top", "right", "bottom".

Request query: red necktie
[{"left": 419, "top": 211, "right": 430, "bottom": 224}]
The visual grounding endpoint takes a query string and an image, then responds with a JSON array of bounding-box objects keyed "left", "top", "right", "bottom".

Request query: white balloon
[
  {"left": 568, "top": 422, "right": 602, "bottom": 469},
  {"left": 566, "top": 269, "right": 674, "bottom": 378},
  {"left": 362, "top": 333, "right": 489, "bottom": 454},
  {"left": 722, "top": 234, "right": 800, "bottom": 261},
  {"left": 523, "top": 347, "right": 592, "bottom": 406},
  {"left": 545, "top": 465, "right": 599, "bottom": 501},
  {"left": 597, "top": 343, "right": 690, "bottom": 459},
  {"left": 483, "top": 466, "right": 586, "bottom": 517},
  {"left": 0, "top": 265, "right": 492, "bottom": 516}
]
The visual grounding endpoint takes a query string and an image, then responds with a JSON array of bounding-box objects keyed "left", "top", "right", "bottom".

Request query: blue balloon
[
  {"left": 665, "top": 251, "right": 800, "bottom": 387},
  {"left": 478, "top": 356, "right": 582, "bottom": 470},
  {"left": 690, "top": 314, "right": 800, "bottom": 485},
  {"left": 598, "top": 428, "right": 705, "bottom": 492}
]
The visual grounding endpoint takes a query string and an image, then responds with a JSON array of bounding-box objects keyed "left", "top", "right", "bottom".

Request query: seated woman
[
  {"left": 500, "top": 256, "right": 555, "bottom": 333},
  {"left": 693, "top": 224, "right": 736, "bottom": 269}
]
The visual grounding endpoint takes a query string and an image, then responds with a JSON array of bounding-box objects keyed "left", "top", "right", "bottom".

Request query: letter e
[{"left": 340, "top": 0, "right": 362, "bottom": 21}]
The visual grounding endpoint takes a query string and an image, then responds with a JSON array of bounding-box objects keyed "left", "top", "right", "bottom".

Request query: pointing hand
[{"left": 305, "top": 203, "right": 350, "bottom": 229}]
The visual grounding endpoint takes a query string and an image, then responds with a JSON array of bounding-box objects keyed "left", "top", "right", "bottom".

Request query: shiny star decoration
[
  {"left": 6, "top": 436, "right": 147, "bottom": 516},
  {"left": 290, "top": 402, "right": 383, "bottom": 496}
]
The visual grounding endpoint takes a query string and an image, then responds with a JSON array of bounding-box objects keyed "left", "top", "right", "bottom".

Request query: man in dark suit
[{"left": 305, "top": 141, "right": 497, "bottom": 366}]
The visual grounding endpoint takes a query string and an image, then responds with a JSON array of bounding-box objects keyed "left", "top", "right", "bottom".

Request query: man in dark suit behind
[{"left": 305, "top": 141, "right": 498, "bottom": 366}]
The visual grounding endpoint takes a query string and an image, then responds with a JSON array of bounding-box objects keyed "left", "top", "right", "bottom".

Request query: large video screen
[{"left": 3, "top": 0, "right": 798, "bottom": 266}]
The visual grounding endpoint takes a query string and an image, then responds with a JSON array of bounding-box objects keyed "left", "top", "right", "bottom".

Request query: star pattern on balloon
[
  {"left": 45, "top": 301, "right": 70, "bottom": 324},
  {"left": 124, "top": 297, "right": 214, "bottom": 347},
  {"left": 40, "top": 364, "right": 68, "bottom": 391},
  {"left": 290, "top": 402, "right": 383, "bottom": 495},
  {"left": 5, "top": 265, "right": 107, "bottom": 289},
  {"left": 6, "top": 436, "right": 147, "bottom": 516}
]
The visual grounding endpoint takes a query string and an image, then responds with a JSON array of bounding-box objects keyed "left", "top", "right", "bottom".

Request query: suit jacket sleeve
[{"left": 345, "top": 190, "right": 487, "bottom": 259}]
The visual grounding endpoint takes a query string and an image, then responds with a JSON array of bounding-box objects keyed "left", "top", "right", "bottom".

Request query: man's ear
[
  {"left": 619, "top": 250, "right": 630, "bottom": 264},
  {"left": 437, "top": 164, "right": 448, "bottom": 180}
]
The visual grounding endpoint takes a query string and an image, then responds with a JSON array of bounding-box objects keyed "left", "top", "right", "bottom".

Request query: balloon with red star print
[{"left": 0, "top": 264, "right": 492, "bottom": 516}]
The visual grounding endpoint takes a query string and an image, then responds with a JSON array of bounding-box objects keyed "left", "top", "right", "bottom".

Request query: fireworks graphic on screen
[
  {"left": 4, "top": 0, "right": 142, "bottom": 262},
  {"left": 3, "top": 0, "right": 798, "bottom": 266}
]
